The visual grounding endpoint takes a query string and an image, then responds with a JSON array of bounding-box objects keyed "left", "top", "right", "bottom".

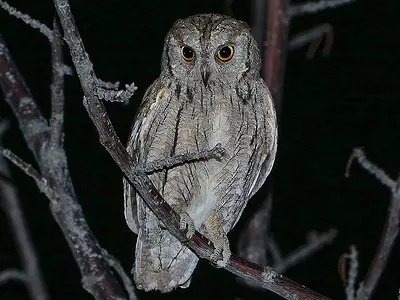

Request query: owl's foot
[
  {"left": 171, "top": 203, "right": 195, "bottom": 240},
  {"left": 210, "top": 233, "right": 231, "bottom": 267},
  {"left": 179, "top": 212, "right": 195, "bottom": 240},
  {"left": 204, "top": 211, "right": 231, "bottom": 268}
]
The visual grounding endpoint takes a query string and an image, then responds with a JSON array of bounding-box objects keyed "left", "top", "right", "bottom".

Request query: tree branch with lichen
[
  {"left": 0, "top": 19, "right": 136, "bottom": 299},
  {"left": 51, "top": 0, "right": 333, "bottom": 299}
]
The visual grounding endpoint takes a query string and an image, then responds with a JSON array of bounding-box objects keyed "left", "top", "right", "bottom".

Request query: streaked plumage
[{"left": 123, "top": 13, "right": 277, "bottom": 292}]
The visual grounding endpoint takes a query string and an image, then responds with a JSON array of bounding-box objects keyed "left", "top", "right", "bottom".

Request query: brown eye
[
  {"left": 181, "top": 46, "right": 195, "bottom": 61},
  {"left": 217, "top": 45, "right": 234, "bottom": 62}
]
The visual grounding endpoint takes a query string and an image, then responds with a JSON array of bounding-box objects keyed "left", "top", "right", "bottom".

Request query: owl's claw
[
  {"left": 179, "top": 212, "right": 195, "bottom": 240},
  {"left": 210, "top": 234, "right": 231, "bottom": 268}
]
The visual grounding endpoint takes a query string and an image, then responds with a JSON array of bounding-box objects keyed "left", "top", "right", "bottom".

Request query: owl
[{"left": 123, "top": 14, "right": 277, "bottom": 292}]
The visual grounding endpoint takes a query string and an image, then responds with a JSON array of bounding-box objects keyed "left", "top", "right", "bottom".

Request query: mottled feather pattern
[{"left": 123, "top": 14, "right": 277, "bottom": 292}]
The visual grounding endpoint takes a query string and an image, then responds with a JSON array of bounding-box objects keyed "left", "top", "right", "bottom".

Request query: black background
[{"left": 1, "top": 1, "right": 399, "bottom": 299}]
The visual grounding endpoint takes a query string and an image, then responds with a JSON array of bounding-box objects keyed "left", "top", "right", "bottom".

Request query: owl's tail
[{"left": 133, "top": 229, "right": 199, "bottom": 292}]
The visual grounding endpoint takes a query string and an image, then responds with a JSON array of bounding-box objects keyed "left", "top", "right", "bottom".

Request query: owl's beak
[{"left": 201, "top": 68, "right": 210, "bottom": 87}]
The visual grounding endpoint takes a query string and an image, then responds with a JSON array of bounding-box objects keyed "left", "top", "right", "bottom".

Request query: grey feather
[{"left": 123, "top": 13, "right": 277, "bottom": 292}]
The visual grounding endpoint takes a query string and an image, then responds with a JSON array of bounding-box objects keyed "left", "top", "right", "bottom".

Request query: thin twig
[
  {"left": 344, "top": 245, "right": 359, "bottom": 300},
  {"left": 347, "top": 148, "right": 396, "bottom": 192},
  {"left": 141, "top": 143, "right": 225, "bottom": 174},
  {"left": 288, "top": 24, "right": 334, "bottom": 58},
  {"left": 0, "top": 269, "right": 27, "bottom": 284},
  {"left": 289, "top": 0, "right": 355, "bottom": 18},
  {"left": 0, "top": 0, "right": 53, "bottom": 41},
  {"left": 273, "top": 229, "right": 338, "bottom": 273},
  {"left": 53, "top": 1, "right": 331, "bottom": 299}
]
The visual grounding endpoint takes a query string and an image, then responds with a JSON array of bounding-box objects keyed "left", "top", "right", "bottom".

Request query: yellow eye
[
  {"left": 217, "top": 45, "right": 234, "bottom": 62},
  {"left": 181, "top": 46, "right": 195, "bottom": 62}
]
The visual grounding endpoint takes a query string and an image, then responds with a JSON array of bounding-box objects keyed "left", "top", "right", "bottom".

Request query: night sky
[{"left": 1, "top": 1, "right": 400, "bottom": 300}]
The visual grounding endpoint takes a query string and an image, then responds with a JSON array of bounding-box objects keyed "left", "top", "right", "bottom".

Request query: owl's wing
[
  {"left": 123, "top": 80, "right": 165, "bottom": 234},
  {"left": 227, "top": 81, "right": 278, "bottom": 231},
  {"left": 248, "top": 87, "right": 277, "bottom": 200}
]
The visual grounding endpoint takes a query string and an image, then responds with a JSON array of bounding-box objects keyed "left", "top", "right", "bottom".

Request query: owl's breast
[{"left": 142, "top": 86, "right": 263, "bottom": 231}]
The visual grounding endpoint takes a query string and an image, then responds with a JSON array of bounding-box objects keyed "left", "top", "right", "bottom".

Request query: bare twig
[
  {"left": 0, "top": 123, "right": 49, "bottom": 300},
  {"left": 0, "top": 0, "right": 53, "bottom": 41},
  {"left": 142, "top": 143, "right": 225, "bottom": 173},
  {"left": 289, "top": 0, "right": 355, "bottom": 18},
  {"left": 346, "top": 148, "right": 396, "bottom": 191},
  {"left": 347, "top": 148, "right": 400, "bottom": 300},
  {"left": 273, "top": 229, "right": 338, "bottom": 273},
  {"left": 343, "top": 245, "right": 359, "bottom": 300},
  {"left": 53, "top": 1, "right": 331, "bottom": 299},
  {"left": 0, "top": 269, "right": 27, "bottom": 284},
  {"left": 288, "top": 24, "right": 334, "bottom": 58}
]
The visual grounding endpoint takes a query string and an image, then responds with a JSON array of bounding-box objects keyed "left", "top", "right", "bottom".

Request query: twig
[
  {"left": 141, "top": 143, "right": 225, "bottom": 174},
  {"left": 0, "top": 147, "right": 46, "bottom": 189},
  {"left": 289, "top": 0, "right": 356, "bottom": 18},
  {"left": 0, "top": 34, "right": 131, "bottom": 299},
  {"left": 53, "top": 0, "right": 331, "bottom": 299},
  {"left": 273, "top": 229, "right": 338, "bottom": 273},
  {"left": 346, "top": 148, "right": 396, "bottom": 192},
  {"left": 344, "top": 245, "right": 359, "bottom": 300},
  {"left": 347, "top": 148, "right": 400, "bottom": 300},
  {"left": 0, "top": 0, "right": 53, "bottom": 41},
  {"left": 0, "top": 269, "right": 27, "bottom": 284},
  {"left": 288, "top": 24, "right": 334, "bottom": 58}
]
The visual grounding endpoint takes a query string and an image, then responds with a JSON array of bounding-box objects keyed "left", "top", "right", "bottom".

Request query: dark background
[{"left": 1, "top": 0, "right": 399, "bottom": 299}]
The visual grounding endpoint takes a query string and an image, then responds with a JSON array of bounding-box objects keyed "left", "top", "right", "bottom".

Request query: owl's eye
[
  {"left": 181, "top": 46, "right": 195, "bottom": 62},
  {"left": 217, "top": 45, "right": 234, "bottom": 62}
]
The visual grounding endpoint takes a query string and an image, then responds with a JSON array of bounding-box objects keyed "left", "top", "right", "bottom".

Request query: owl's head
[{"left": 160, "top": 14, "right": 261, "bottom": 87}]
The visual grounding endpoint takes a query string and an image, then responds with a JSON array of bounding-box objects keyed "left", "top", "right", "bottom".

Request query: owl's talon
[
  {"left": 210, "top": 237, "right": 231, "bottom": 268},
  {"left": 179, "top": 212, "right": 195, "bottom": 240}
]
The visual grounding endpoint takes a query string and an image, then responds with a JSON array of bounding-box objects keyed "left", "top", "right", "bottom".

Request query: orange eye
[
  {"left": 217, "top": 45, "right": 234, "bottom": 62},
  {"left": 181, "top": 46, "right": 195, "bottom": 62}
]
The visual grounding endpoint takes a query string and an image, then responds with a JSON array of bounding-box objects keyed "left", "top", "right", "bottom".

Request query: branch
[
  {"left": 347, "top": 148, "right": 400, "bottom": 300},
  {"left": 53, "top": 1, "right": 331, "bottom": 299},
  {"left": 289, "top": 0, "right": 356, "bottom": 18},
  {"left": 263, "top": 0, "right": 289, "bottom": 116},
  {"left": 0, "top": 33, "right": 133, "bottom": 299},
  {"left": 49, "top": 19, "right": 65, "bottom": 147}
]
